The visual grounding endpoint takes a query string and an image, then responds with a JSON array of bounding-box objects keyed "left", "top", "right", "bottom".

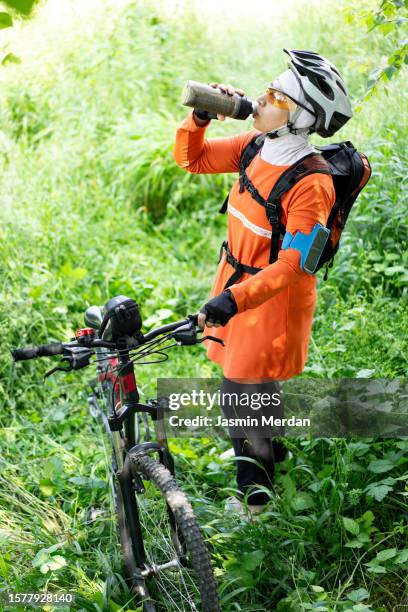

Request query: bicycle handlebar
[
  {"left": 12, "top": 314, "right": 202, "bottom": 363},
  {"left": 143, "top": 314, "right": 198, "bottom": 342},
  {"left": 12, "top": 342, "right": 64, "bottom": 362}
]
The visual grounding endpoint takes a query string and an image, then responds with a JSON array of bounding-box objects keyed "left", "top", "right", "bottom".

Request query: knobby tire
[{"left": 115, "top": 453, "right": 220, "bottom": 612}]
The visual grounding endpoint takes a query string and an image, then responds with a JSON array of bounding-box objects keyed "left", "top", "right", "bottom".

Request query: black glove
[
  {"left": 200, "top": 290, "right": 238, "bottom": 326},
  {"left": 193, "top": 108, "right": 218, "bottom": 121}
]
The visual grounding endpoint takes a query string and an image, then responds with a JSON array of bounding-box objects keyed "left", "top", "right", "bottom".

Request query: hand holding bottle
[
  {"left": 208, "top": 83, "right": 246, "bottom": 121},
  {"left": 182, "top": 80, "right": 255, "bottom": 125}
]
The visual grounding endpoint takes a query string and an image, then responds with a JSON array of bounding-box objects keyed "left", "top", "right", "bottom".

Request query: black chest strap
[{"left": 219, "top": 241, "right": 262, "bottom": 289}]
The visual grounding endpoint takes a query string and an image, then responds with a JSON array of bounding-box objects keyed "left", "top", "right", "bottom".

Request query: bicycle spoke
[{"left": 135, "top": 482, "right": 201, "bottom": 610}]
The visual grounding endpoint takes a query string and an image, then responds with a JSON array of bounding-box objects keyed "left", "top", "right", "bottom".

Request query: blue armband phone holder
[{"left": 281, "top": 223, "right": 330, "bottom": 274}]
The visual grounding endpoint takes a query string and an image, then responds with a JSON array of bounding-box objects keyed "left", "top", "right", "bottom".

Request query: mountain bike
[{"left": 12, "top": 295, "right": 223, "bottom": 612}]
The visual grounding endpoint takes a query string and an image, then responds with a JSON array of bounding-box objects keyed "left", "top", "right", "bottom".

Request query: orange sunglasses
[{"left": 265, "top": 87, "right": 297, "bottom": 111}]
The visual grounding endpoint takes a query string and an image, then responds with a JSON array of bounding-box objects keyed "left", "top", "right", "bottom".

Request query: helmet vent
[
  {"left": 336, "top": 79, "right": 347, "bottom": 95},
  {"left": 331, "top": 66, "right": 342, "bottom": 78},
  {"left": 293, "top": 50, "right": 320, "bottom": 61},
  {"left": 314, "top": 76, "right": 335, "bottom": 100}
]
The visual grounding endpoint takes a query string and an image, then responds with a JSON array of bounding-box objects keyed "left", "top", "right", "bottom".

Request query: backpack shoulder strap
[
  {"left": 239, "top": 134, "right": 266, "bottom": 182},
  {"left": 218, "top": 133, "right": 265, "bottom": 214},
  {"left": 268, "top": 153, "right": 331, "bottom": 204},
  {"left": 266, "top": 153, "right": 331, "bottom": 264}
]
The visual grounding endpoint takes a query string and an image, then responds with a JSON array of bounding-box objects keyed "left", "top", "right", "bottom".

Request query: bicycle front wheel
[{"left": 117, "top": 452, "right": 220, "bottom": 612}]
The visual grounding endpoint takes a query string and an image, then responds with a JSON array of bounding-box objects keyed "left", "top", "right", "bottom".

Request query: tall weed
[{"left": 0, "top": 0, "right": 406, "bottom": 609}]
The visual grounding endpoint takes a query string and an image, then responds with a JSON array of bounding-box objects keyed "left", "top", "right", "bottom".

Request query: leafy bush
[{"left": 0, "top": 0, "right": 406, "bottom": 610}]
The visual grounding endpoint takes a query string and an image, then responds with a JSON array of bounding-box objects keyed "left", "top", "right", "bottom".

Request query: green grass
[{"left": 0, "top": 0, "right": 407, "bottom": 610}]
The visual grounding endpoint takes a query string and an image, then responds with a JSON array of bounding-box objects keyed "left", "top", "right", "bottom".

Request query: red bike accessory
[{"left": 75, "top": 328, "right": 96, "bottom": 343}]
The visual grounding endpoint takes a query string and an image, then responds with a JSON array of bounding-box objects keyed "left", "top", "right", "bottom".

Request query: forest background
[{"left": 0, "top": 0, "right": 407, "bottom": 610}]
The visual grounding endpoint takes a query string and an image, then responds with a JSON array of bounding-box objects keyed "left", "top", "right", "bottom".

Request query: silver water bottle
[{"left": 181, "top": 80, "right": 257, "bottom": 120}]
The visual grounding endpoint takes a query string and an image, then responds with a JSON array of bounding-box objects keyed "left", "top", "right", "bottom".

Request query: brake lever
[
  {"left": 199, "top": 335, "right": 225, "bottom": 346},
  {"left": 43, "top": 363, "right": 72, "bottom": 381},
  {"left": 43, "top": 346, "right": 92, "bottom": 381},
  {"left": 173, "top": 316, "right": 225, "bottom": 347},
  {"left": 173, "top": 321, "right": 197, "bottom": 345}
]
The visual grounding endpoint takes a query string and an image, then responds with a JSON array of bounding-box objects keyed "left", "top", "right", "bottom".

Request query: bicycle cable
[
  {"left": 90, "top": 325, "right": 196, "bottom": 418},
  {"left": 91, "top": 331, "right": 178, "bottom": 365},
  {"left": 107, "top": 339, "right": 180, "bottom": 417}
]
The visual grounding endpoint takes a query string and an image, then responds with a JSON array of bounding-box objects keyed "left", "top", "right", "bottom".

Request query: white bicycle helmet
[{"left": 284, "top": 49, "right": 353, "bottom": 137}]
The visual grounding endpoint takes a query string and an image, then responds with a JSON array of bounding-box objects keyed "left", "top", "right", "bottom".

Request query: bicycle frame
[
  {"left": 94, "top": 344, "right": 174, "bottom": 474},
  {"left": 90, "top": 344, "right": 179, "bottom": 571}
]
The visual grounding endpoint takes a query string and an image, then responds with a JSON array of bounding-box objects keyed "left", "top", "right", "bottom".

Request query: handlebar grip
[{"left": 12, "top": 342, "right": 64, "bottom": 361}]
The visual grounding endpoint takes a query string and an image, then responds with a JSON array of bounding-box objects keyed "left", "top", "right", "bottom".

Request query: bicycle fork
[
  {"left": 117, "top": 457, "right": 146, "bottom": 565},
  {"left": 117, "top": 452, "right": 181, "bottom": 577}
]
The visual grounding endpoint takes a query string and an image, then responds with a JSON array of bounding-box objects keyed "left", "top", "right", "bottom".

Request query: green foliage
[
  {"left": 344, "top": 0, "right": 408, "bottom": 102},
  {"left": 0, "top": 11, "right": 12, "bottom": 28},
  {"left": 0, "top": 1, "right": 40, "bottom": 67},
  {"left": 2, "top": 0, "right": 38, "bottom": 15},
  {"left": 32, "top": 544, "right": 67, "bottom": 574},
  {"left": 177, "top": 437, "right": 407, "bottom": 610},
  {"left": 0, "top": 0, "right": 406, "bottom": 610}
]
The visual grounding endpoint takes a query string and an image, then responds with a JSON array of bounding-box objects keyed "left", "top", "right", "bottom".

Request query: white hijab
[{"left": 260, "top": 70, "right": 317, "bottom": 166}]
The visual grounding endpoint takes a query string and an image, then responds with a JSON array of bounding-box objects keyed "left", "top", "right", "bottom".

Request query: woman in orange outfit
[{"left": 173, "top": 50, "right": 352, "bottom": 515}]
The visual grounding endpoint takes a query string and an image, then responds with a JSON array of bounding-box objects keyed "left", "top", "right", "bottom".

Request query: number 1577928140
[{"left": 1, "top": 592, "right": 75, "bottom": 607}]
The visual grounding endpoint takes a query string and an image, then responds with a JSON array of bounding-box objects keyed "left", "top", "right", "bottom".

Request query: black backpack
[{"left": 219, "top": 134, "right": 371, "bottom": 285}]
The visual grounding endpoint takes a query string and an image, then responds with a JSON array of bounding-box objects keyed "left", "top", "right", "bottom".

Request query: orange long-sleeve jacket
[{"left": 173, "top": 111, "right": 335, "bottom": 381}]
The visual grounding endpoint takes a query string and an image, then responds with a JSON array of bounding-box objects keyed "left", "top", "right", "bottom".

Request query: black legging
[{"left": 220, "top": 377, "right": 287, "bottom": 506}]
